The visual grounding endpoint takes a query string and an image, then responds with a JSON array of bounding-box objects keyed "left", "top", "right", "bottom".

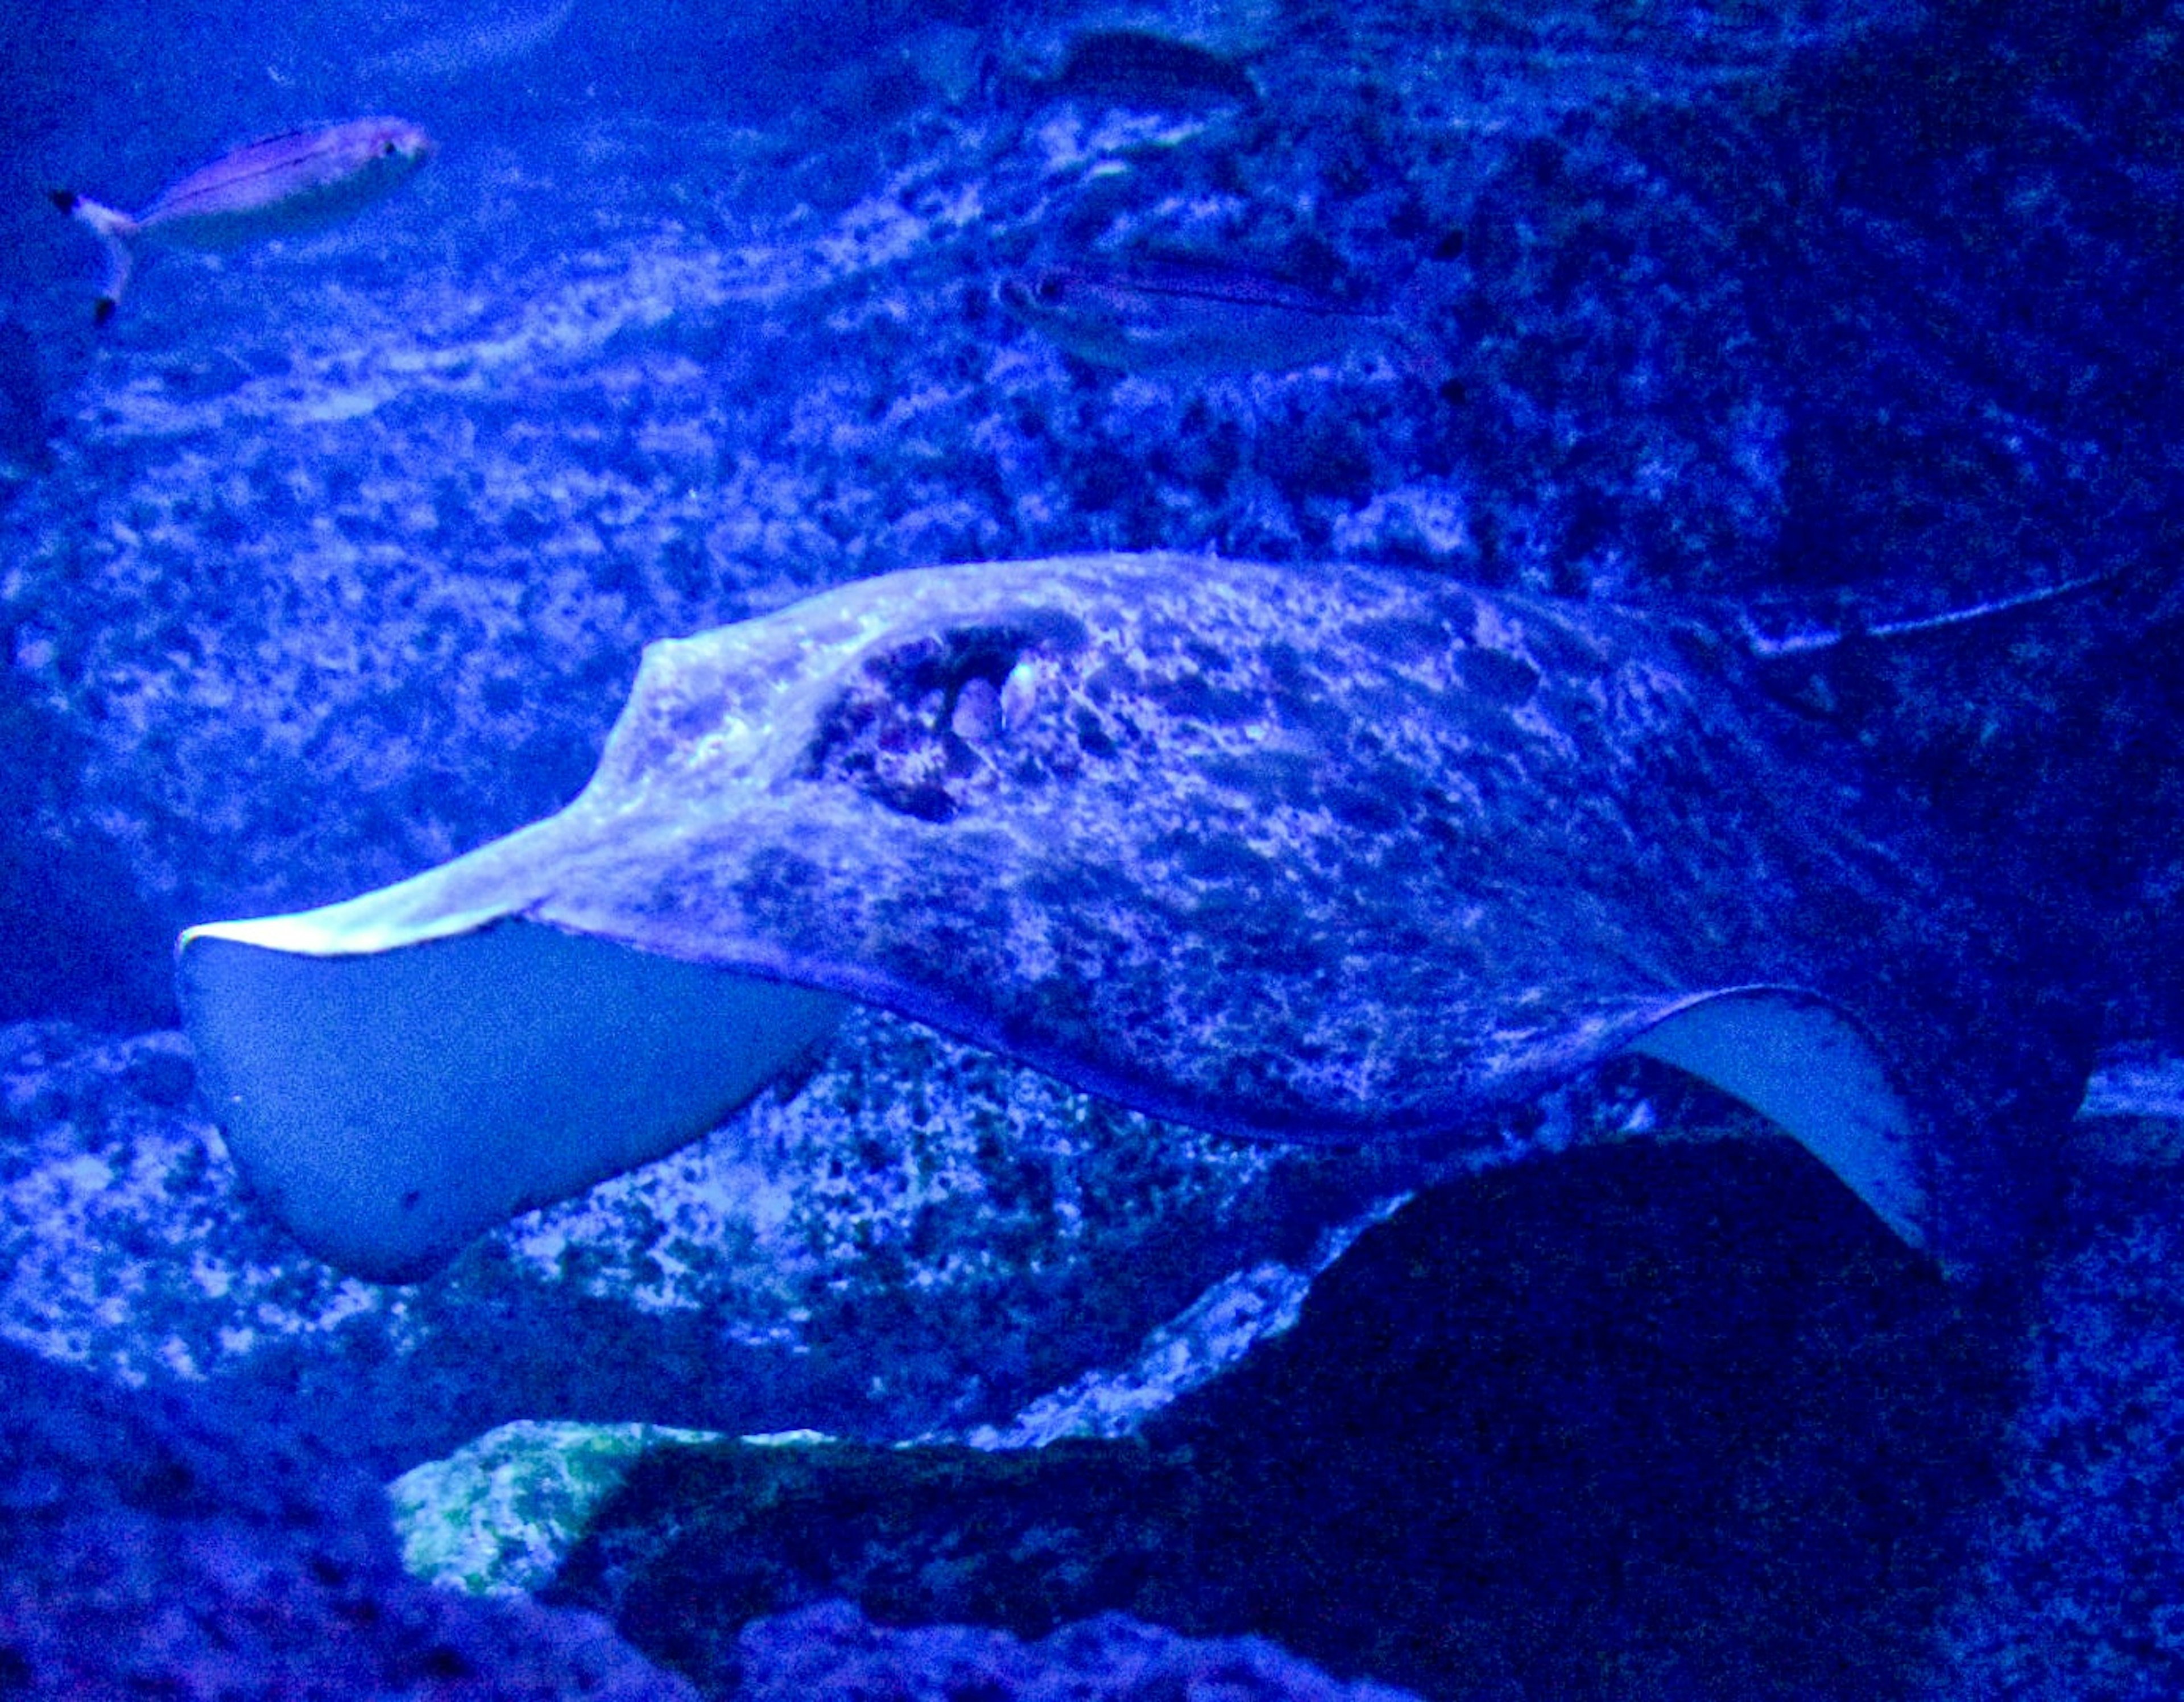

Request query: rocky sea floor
[{"left": 0, "top": 0, "right": 2179, "bottom": 1694}]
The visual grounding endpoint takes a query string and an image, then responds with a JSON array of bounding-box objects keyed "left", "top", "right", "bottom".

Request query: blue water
[{"left": 0, "top": 1, "right": 2178, "bottom": 1696}]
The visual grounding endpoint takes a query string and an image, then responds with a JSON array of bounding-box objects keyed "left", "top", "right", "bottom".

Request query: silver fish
[
  {"left": 999, "top": 256, "right": 1441, "bottom": 381},
  {"left": 51, "top": 117, "right": 435, "bottom": 325}
]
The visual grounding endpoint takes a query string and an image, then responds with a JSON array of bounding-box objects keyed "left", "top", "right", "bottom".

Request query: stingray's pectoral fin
[
  {"left": 176, "top": 918, "right": 845, "bottom": 1283},
  {"left": 1623, "top": 988, "right": 1929, "bottom": 1253}
]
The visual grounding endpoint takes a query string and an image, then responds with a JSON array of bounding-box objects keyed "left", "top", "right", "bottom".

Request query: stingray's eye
[
  {"left": 382, "top": 141, "right": 398, "bottom": 156},
  {"left": 1034, "top": 275, "right": 1066, "bottom": 303}
]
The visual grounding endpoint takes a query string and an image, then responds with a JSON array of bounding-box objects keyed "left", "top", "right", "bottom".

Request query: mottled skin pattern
[{"left": 286, "top": 553, "right": 2092, "bottom": 1273}]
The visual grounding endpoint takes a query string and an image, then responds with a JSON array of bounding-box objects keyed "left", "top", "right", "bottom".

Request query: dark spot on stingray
[
  {"left": 1458, "top": 645, "right": 1542, "bottom": 706},
  {"left": 1352, "top": 613, "right": 1452, "bottom": 666},
  {"left": 1432, "top": 227, "right": 1467, "bottom": 261},
  {"left": 1079, "top": 662, "right": 1120, "bottom": 705},
  {"left": 1260, "top": 639, "right": 1315, "bottom": 693},
  {"left": 0, "top": 1469, "right": 65, "bottom": 1515},
  {"left": 1149, "top": 672, "right": 1259, "bottom": 724},
  {"left": 808, "top": 623, "right": 1087, "bottom": 820},
  {"left": 1197, "top": 749, "right": 1321, "bottom": 811},
  {"left": 131, "top": 1457, "right": 199, "bottom": 1513},
  {"left": 1173, "top": 832, "right": 1270, "bottom": 885},
  {"left": 1053, "top": 30, "right": 1258, "bottom": 109},
  {"left": 401, "top": 1189, "right": 422, "bottom": 1211},
  {"left": 1073, "top": 707, "right": 1116, "bottom": 758},
  {"left": 1325, "top": 783, "right": 1407, "bottom": 833},
  {"left": 1273, "top": 682, "right": 1367, "bottom": 745},
  {"left": 893, "top": 781, "right": 959, "bottom": 824}
]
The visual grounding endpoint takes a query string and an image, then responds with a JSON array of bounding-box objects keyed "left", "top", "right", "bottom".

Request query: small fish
[
  {"left": 50, "top": 117, "right": 435, "bottom": 325},
  {"left": 999, "top": 255, "right": 1444, "bottom": 382}
]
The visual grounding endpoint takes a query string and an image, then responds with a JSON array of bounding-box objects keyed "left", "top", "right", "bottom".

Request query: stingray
[{"left": 177, "top": 552, "right": 2090, "bottom": 1283}]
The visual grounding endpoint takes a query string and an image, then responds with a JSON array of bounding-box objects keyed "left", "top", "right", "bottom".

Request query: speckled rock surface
[
  {"left": 386, "top": 1196, "right": 1398, "bottom": 1597},
  {"left": 1924, "top": 1063, "right": 2184, "bottom": 1700},
  {"left": 0, "top": 1011, "right": 1387, "bottom": 1472},
  {"left": 0, "top": 1335, "right": 697, "bottom": 1699}
]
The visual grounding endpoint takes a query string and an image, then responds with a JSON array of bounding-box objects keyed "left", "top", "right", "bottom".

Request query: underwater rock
[
  {"left": 391, "top": 1418, "right": 733, "bottom": 1597},
  {"left": 543, "top": 1134, "right": 2006, "bottom": 1701},
  {"left": 732, "top": 1601, "right": 1426, "bottom": 1702},
  {"left": 1925, "top": 1056, "right": 2184, "bottom": 1698},
  {"left": 179, "top": 552, "right": 2091, "bottom": 1284},
  {"left": 0, "top": 1010, "right": 1342, "bottom": 1468},
  {"left": 0, "top": 1335, "right": 697, "bottom": 1699},
  {"left": 388, "top": 1192, "right": 1395, "bottom": 1596}
]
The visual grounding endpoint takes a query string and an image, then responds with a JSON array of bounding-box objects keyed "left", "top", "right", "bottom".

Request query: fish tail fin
[{"left": 50, "top": 192, "right": 136, "bottom": 325}]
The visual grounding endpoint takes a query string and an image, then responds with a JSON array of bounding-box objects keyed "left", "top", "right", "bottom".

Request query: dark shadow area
[
  {"left": 0, "top": 1336, "right": 693, "bottom": 1696},
  {"left": 0, "top": 672, "right": 173, "bottom": 1028},
  {"left": 1615, "top": 0, "right": 2184, "bottom": 1042},
  {"left": 553, "top": 1137, "right": 2021, "bottom": 1701}
]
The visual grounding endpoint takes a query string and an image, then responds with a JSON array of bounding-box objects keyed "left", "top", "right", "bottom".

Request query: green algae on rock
[
  {"left": 391, "top": 1418, "right": 743, "bottom": 1596},
  {"left": 179, "top": 552, "right": 2090, "bottom": 1284}
]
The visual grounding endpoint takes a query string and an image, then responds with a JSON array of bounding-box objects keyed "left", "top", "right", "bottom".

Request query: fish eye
[{"left": 382, "top": 141, "right": 398, "bottom": 156}]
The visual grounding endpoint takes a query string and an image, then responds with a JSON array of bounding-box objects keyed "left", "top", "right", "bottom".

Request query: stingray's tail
[{"left": 49, "top": 191, "right": 137, "bottom": 327}]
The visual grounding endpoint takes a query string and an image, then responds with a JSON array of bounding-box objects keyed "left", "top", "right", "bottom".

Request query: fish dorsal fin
[{"left": 1623, "top": 988, "right": 1928, "bottom": 1251}]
